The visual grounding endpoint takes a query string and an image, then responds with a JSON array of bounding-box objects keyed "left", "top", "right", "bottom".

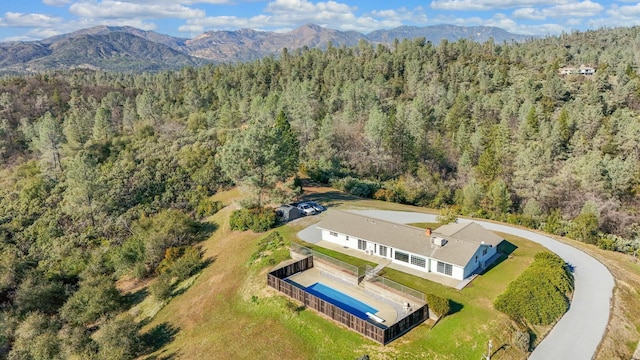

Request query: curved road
[{"left": 347, "top": 210, "right": 615, "bottom": 360}]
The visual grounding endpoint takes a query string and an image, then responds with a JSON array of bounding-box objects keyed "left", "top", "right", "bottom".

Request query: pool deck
[{"left": 287, "top": 267, "right": 399, "bottom": 325}]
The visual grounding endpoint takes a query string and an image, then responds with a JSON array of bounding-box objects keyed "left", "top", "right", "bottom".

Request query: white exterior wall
[
  {"left": 463, "top": 244, "right": 498, "bottom": 278},
  {"left": 320, "top": 228, "right": 488, "bottom": 281},
  {"left": 427, "top": 259, "right": 464, "bottom": 280}
]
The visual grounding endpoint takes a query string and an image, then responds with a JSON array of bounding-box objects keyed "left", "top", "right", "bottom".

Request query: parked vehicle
[
  {"left": 297, "top": 203, "right": 316, "bottom": 216},
  {"left": 306, "top": 201, "right": 326, "bottom": 212}
]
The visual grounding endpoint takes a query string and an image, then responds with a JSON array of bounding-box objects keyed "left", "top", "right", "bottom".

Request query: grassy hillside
[{"left": 137, "top": 188, "right": 555, "bottom": 360}]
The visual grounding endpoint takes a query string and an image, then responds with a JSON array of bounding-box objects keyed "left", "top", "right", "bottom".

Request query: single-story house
[
  {"left": 559, "top": 64, "right": 595, "bottom": 75},
  {"left": 276, "top": 205, "right": 301, "bottom": 222},
  {"left": 316, "top": 211, "right": 503, "bottom": 281}
]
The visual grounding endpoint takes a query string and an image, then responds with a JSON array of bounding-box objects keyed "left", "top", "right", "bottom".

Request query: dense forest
[{"left": 1, "top": 26, "right": 640, "bottom": 358}]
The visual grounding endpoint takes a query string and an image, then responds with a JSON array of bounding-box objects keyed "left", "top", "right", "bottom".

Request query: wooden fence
[{"left": 267, "top": 256, "right": 429, "bottom": 345}]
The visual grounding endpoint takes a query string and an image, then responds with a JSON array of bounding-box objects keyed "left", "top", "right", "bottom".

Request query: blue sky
[{"left": 0, "top": 0, "right": 637, "bottom": 42}]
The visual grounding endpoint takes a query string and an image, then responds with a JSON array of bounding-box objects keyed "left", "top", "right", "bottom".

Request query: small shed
[{"left": 276, "top": 205, "right": 301, "bottom": 222}]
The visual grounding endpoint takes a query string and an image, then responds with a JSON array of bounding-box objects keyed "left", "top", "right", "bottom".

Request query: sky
[{"left": 0, "top": 0, "right": 638, "bottom": 42}]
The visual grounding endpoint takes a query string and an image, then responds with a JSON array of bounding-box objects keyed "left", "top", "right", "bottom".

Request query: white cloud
[
  {"left": 513, "top": 1, "right": 603, "bottom": 19},
  {"left": 607, "top": 2, "right": 640, "bottom": 17},
  {"left": 369, "top": 7, "right": 429, "bottom": 24},
  {"left": 180, "top": 0, "right": 418, "bottom": 34},
  {"left": 265, "top": 0, "right": 354, "bottom": 15},
  {"left": 430, "top": 0, "right": 572, "bottom": 11},
  {"left": 545, "top": 1, "right": 603, "bottom": 17},
  {"left": 69, "top": 0, "right": 205, "bottom": 19},
  {"left": 484, "top": 13, "right": 567, "bottom": 35},
  {"left": 512, "top": 7, "right": 546, "bottom": 20},
  {"left": 43, "top": 0, "right": 72, "bottom": 6},
  {"left": 0, "top": 12, "right": 63, "bottom": 28}
]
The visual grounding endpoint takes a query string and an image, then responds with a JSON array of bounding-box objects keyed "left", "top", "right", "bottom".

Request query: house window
[
  {"left": 394, "top": 251, "right": 409, "bottom": 263},
  {"left": 482, "top": 247, "right": 487, "bottom": 256},
  {"left": 379, "top": 245, "right": 387, "bottom": 257},
  {"left": 437, "top": 261, "right": 453, "bottom": 276},
  {"left": 410, "top": 255, "right": 426, "bottom": 268},
  {"left": 330, "top": 231, "right": 338, "bottom": 237},
  {"left": 358, "top": 239, "right": 367, "bottom": 250}
]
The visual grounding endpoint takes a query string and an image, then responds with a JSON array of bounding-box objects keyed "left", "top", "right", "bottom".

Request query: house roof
[
  {"left": 316, "top": 211, "right": 430, "bottom": 255},
  {"left": 433, "top": 222, "right": 503, "bottom": 246},
  {"left": 316, "top": 211, "right": 503, "bottom": 267}
]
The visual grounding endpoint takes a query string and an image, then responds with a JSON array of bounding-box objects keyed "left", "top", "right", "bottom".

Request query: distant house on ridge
[{"left": 559, "top": 64, "right": 595, "bottom": 76}]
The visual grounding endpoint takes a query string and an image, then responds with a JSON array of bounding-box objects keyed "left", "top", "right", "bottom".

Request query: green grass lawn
[{"left": 139, "top": 189, "right": 551, "bottom": 360}]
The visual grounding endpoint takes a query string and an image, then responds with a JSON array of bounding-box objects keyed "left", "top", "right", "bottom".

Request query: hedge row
[{"left": 494, "top": 251, "right": 574, "bottom": 325}]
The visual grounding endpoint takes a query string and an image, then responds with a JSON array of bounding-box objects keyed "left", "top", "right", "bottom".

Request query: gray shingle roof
[{"left": 315, "top": 211, "right": 503, "bottom": 267}]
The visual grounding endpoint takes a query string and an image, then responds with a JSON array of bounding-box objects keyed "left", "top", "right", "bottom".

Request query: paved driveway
[{"left": 341, "top": 210, "right": 614, "bottom": 360}]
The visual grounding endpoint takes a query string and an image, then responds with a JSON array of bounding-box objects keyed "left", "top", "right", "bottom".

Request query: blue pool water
[{"left": 305, "top": 282, "right": 378, "bottom": 320}]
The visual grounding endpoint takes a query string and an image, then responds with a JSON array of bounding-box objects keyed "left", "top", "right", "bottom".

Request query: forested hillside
[{"left": 1, "top": 26, "right": 640, "bottom": 358}]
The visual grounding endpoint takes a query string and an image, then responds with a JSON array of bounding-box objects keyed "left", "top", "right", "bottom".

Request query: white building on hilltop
[{"left": 316, "top": 211, "right": 504, "bottom": 281}]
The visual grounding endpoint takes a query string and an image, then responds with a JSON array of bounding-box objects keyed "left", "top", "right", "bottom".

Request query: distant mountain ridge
[{"left": 0, "top": 24, "right": 533, "bottom": 73}]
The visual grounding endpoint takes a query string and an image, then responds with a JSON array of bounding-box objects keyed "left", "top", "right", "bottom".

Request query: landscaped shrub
[
  {"left": 229, "top": 207, "right": 277, "bottom": 232},
  {"left": 426, "top": 293, "right": 451, "bottom": 317},
  {"left": 494, "top": 251, "right": 573, "bottom": 325}
]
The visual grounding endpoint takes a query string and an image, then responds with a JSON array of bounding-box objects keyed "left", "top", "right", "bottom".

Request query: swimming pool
[{"left": 305, "top": 282, "right": 378, "bottom": 320}]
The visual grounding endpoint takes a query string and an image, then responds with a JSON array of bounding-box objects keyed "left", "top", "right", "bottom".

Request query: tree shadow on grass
[
  {"left": 142, "top": 322, "right": 180, "bottom": 355},
  {"left": 170, "top": 255, "right": 216, "bottom": 298},
  {"left": 448, "top": 299, "right": 464, "bottom": 315},
  {"left": 144, "top": 352, "right": 179, "bottom": 360},
  {"left": 195, "top": 221, "right": 218, "bottom": 242},
  {"left": 123, "top": 287, "right": 149, "bottom": 307},
  {"left": 302, "top": 190, "right": 362, "bottom": 208}
]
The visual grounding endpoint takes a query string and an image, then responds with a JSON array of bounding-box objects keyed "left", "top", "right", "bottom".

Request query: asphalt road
[{"left": 347, "top": 210, "right": 615, "bottom": 360}]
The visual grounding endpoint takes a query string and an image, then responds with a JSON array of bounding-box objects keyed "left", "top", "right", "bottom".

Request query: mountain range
[{"left": 0, "top": 24, "right": 533, "bottom": 73}]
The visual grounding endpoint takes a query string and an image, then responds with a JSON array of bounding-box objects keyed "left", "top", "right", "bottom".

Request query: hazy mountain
[
  {"left": 185, "top": 24, "right": 365, "bottom": 62},
  {"left": 366, "top": 24, "right": 532, "bottom": 44},
  {"left": 0, "top": 24, "right": 532, "bottom": 73}
]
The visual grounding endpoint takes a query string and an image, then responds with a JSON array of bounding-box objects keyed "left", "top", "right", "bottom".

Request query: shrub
[
  {"left": 494, "top": 251, "right": 574, "bottom": 325},
  {"left": 169, "top": 247, "right": 203, "bottom": 281},
  {"left": 249, "top": 207, "right": 277, "bottom": 232},
  {"left": 149, "top": 273, "right": 173, "bottom": 301},
  {"left": 436, "top": 207, "right": 458, "bottom": 225},
  {"left": 512, "top": 328, "right": 531, "bottom": 352},
  {"left": 230, "top": 208, "right": 253, "bottom": 231},
  {"left": 195, "top": 199, "right": 223, "bottom": 218},
  {"left": 330, "top": 176, "right": 380, "bottom": 198},
  {"left": 229, "top": 207, "right": 277, "bottom": 233},
  {"left": 373, "top": 188, "right": 398, "bottom": 202},
  {"left": 426, "top": 293, "right": 450, "bottom": 317}
]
